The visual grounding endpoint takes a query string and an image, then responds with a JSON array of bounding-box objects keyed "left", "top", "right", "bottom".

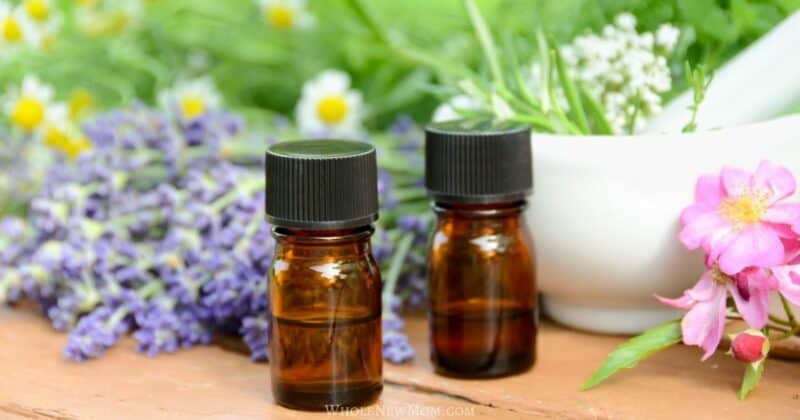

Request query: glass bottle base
[
  {"left": 432, "top": 353, "right": 534, "bottom": 378},
  {"left": 272, "top": 380, "right": 382, "bottom": 411}
]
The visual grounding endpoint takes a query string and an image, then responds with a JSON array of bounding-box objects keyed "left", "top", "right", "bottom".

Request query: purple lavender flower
[
  {"left": 64, "top": 305, "right": 130, "bottom": 362},
  {"left": 240, "top": 314, "right": 270, "bottom": 361},
  {"left": 382, "top": 309, "right": 415, "bottom": 364},
  {"left": 3, "top": 103, "right": 431, "bottom": 366}
]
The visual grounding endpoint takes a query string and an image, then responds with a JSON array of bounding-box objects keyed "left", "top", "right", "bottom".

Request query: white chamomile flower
[
  {"left": 158, "top": 77, "right": 223, "bottom": 121},
  {"left": 22, "top": 0, "right": 62, "bottom": 48},
  {"left": 23, "top": 0, "right": 52, "bottom": 25},
  {"left": 256, "top": 0, "right": 314, "bottom": 30},
  {"left": 3, "top": 75, "right": 62, "bottom": 133},
  {"left": 296, "top": 69, "right": 363, "bottom": 136},
  {"left": 76, "top": 0, "right": 144, "bottom": 36},
  {"left": 0, "top": 1, "right": 39, "bottom": 48}
]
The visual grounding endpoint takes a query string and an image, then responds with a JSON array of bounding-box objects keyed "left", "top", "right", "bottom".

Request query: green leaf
[
  {"left": 578, "top": 83, "right": 612, "bottom": 135},
  {"left": 464, "top": 0, "right": 506, "bottom": 90},
  {"left": 503, "top": 32, "right": 539, "bottom": 108},
  {"left": 581, "top": 320, "right": 682, "bottom": 390},
  {"left": 553, "top": 46, "right": 590, "bottom": 134},
  {"left": 738, "top": 361, "right": 765, "bottom": 400}
]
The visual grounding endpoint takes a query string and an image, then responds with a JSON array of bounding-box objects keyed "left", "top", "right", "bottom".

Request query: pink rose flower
[
  {"left": 769, "top": 264, "right": 800, "bottom": 306},
  {"left": 729, "top": 329, "right": 769, "bottom": 365},
  {"left": 657, "top": 267, "right": 770, "bottom": 360},
  {"left": 679, "top": 161, "right": 800, "bottom": 275}
]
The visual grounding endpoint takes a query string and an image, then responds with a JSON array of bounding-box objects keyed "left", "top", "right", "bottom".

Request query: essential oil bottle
[
  {"left": 425, "top": 120, "right": 536, "bottom": 378},
  {"left": 265, "top": 140, "right": 382, "bottom": 410}
]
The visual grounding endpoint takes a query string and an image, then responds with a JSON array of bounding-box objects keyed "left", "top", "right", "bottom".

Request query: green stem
[
  {"left": 464, "top": 0, "right": 506, "bottom": 91},
  {"left": 381, "top": 232, "right": 415, "bottom": 310},
  {"left": 769, "top": 314, "right": 793, "bottom": 327},
  {"left": 345, "top": 0, "right": 390, "bottom": 44},
  {"left": 780, "top": 294, "right": 796, "bottom": 326}
]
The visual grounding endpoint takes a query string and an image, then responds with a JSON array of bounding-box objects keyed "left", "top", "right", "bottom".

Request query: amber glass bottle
[
  {"left": 265, "top": 140, "right": 382, "bottom": 410},
  {"left": 425, "top": 120, "right": 536, "bottom": 378}
]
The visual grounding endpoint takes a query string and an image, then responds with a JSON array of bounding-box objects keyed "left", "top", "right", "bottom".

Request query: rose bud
[{"left": 729, "top": 329, "right": 770, "bottom": 365}]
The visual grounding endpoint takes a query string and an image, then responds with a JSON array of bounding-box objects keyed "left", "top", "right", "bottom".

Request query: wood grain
[{"left": 1, "top": 306, "right": 799, "bottom": 419}]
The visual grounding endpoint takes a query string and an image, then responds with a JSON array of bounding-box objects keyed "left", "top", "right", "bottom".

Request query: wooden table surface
[{"left": 1, "top": 306, "right": 799, "bottom": 419}]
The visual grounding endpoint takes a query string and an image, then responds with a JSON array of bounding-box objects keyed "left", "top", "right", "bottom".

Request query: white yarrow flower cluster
[
  {"left": 554, "top": 13, "right": 679, "bottom": 133},
  {"left": 296, "top": 69, "right": 364, "bottom": 137}
]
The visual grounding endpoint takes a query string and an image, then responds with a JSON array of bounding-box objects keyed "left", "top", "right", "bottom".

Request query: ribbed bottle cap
[
  {"left": 265, "top": 140, "right": 378, "bottom": 229},
  {"left": 425, "top": 119, "right": 532, "bottom": 203}
]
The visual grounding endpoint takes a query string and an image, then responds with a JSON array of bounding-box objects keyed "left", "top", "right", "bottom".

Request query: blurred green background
[{"left": 2, "top": 0, "right": 796, "bottom": 130}]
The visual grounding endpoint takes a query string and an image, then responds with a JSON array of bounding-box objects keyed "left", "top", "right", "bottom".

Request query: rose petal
[
  {"left": 680, "top": 284, "right": 727, "bottom": 361},
  {"left": 694, "top": 174, "right": 724, "bottom": 207},
  {"left": 753, "top": 160, "right": 796, "bottom": 203},
  {"left": 679, "top": 210, "right": 729, "bottom": 250},
  {"left": 763, "top": 203, "right": 800, "bottom": 234},
  {"left": 728, "top": 269, "right": 770, "bottom": 329},
  {"left": 721, "top": 166, "right": 753, "bottom": 198},
  {"left": 718, "top": 224, "right": 784, "bottom": 274},
  {"left": 773, "top": 265, "right": 800, "bottom": 306},
  {"left": 781, "top": 238, "right": 800, "bottom": 264},
  {"left": 686, "top": 270, "right": 718, "bottom": 302}
]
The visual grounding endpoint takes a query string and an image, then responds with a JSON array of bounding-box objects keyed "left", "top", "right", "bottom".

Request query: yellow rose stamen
[
  {"left": 25, "top": 0, "right": 50, "bottom": 22},
  {"left": 179, "top": 96, "right": 206, "bottom": 119},
  {"left": 266, "top": 4, "right": 294, "bottom": 29},
  {"left": 11, "top": 97, "right": 45, "bottom": 131},
  {"left": 2, "top": 17, "right": 23, "bottom": 42},
  {"left": 718, "top": 190, "right": 770, "bottom": 228},
  {"left": 317, "top": 96, "right": 348, "bottom": 124}
]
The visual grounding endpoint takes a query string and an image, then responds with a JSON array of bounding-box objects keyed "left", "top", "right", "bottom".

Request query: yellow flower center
[
  {"left": 179, "top": 95, "right": 206, "bottom": 119},
  {"left": 719, "top": 191, "right": 770, "bottom": 226},
  {"left": 25, "top": 0, "right": 50, "bottom": 22},
  {"left": 43, "top": 124, "right": 69, "bottom": 149},
  {"left": 317, "top": 96, "right": 348, "bottom": 124},
  {"left": 64, "top": 136, "right": 92, "bottom": 160},
  {"left": 44, "top": 125, "right": 92, "bottom": 160},
  {"left": 69, "top": 89, "right": 95, "bottom": 119},
  {"left": 11, "top": 97, "right": 45, "bottom": 131},
  {"left": 2, "top": 17, "right": 23, "bottom": 42},
  {"left": 266, "top": 4, "right": 295, "bottom": 29}
]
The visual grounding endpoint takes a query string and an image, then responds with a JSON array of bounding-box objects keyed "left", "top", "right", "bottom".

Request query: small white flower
[
  {"left": 432, "top": 94, "right": 481, "bottom": 122},
  {"left": 256, "top": 0, "right": 314, "bottom": 30},
  {"left": 614, "top": 13, "right": 636, "bottom": 31},
  {"left": 296, "top": 69, "right": 363, "bottom": 136},
  {"left": 158, "top": 77, "right": 223, "bottom": 121},
  {"left": 655, "top": 24, "right": 680, "bottom": 53},
  {"left": 528, "top": 13, "right": 678, "bottom": 133},
  {"left": 3, "top": 75, "right": 63, "bottom": 133},
  {"left": 0, "top": 1, "right": 39, "bottom": 48}
]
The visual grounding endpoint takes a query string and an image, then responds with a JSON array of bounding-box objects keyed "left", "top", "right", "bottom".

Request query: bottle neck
[
  {"left": 432, "top": 200, "right": 527, "bottom": 219},
  {"left": 272, "top": 225, "right": 374, "bottom": 245}
]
